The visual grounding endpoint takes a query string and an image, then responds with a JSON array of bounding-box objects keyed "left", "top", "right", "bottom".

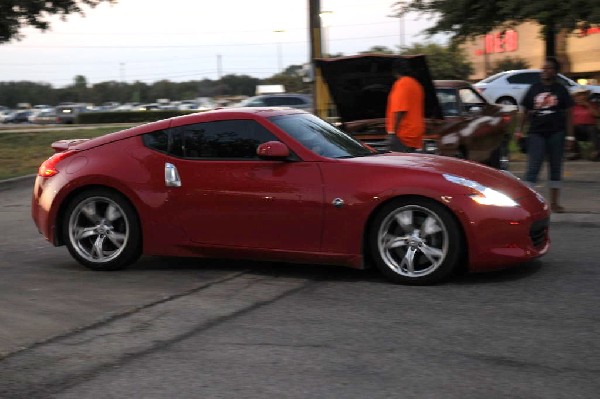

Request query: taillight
[{"left": 38, "top": 150, "right": 76, "bottom": 177}]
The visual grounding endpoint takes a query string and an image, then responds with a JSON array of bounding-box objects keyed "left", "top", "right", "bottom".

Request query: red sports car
[{"left": 32, "top": 108, "right": 550, "bottom": 284}]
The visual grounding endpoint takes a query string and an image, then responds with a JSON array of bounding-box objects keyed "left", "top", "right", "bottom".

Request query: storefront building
[{"left": 462, "top": 22, "right": 600, "bottom": 84}]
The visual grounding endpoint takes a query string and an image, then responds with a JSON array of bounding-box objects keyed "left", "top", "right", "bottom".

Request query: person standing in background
[
  {"left": 514, "top": 57, "right": 574, "bottom": 213},
  {"left": 568, "top": 88, "right": 600, "bottom": 161},
  {"left": 386, "top": 58, "right": 425, "bottom": 152}
]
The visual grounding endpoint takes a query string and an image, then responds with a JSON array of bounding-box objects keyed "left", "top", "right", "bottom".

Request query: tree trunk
[{"left": 545, "top": 23, "right": 556, "bottom": 57}]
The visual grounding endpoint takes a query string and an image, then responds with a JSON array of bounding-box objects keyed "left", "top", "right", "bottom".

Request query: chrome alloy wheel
[
  {"left": 377, "top": 205, "right": 449, "bottom": 278},
  {"left": 68, "top": 196, "right": 130, "bottom": 264}
]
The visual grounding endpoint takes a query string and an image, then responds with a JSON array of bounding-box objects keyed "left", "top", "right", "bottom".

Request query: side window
[
  {"left": 507, "top": 72, "right": 540, "bottom": 84},
  {"left": 172, "top": 119, "right": 279, "bottom": 159},
  {"left": 458, "top": 88, "right": 486, "bottom": 112},
  {"left": 142, "top": 130, "right": 169, "bottom": 153},
  {"left": 284, "top": 97, "right": 303, "bottom": 105},
  {"left": 436, "top": 89, "right": 460, "bottom": 116},
  {"left": 263, "top": 97, "right": 279, "bottom": 106},
  {"left": 459, "top": 88, "right": 485, "bottom": 104}
]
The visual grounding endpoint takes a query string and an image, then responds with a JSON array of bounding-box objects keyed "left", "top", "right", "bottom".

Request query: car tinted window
[
  {"left": 507, "top": 72, "right": 540, "bottom": 84},
  {"left": 269, "top": 113, "right": 375, "bottom": 158},
  {"left": 142, "top": 130, "right": 169, "bottom": 153},
  {"left": 279, "top": 97, "right": 304, "bottom": 105},
  {"left": 436, "top": 89, "right": 460, "bottom": 116},
  {"left": 263, "top": 97, "right": 279, "bottom": 106},
  {"left": 171, "top": 119, "right": 279, "bottom": 159}
]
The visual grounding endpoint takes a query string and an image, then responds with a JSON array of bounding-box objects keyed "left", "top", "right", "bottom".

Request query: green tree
[
  {"left": 0, "top": 1, "right": 115, "bottom": 44},
  {"left": 399, "top": 42, "right": 473, "bottom": 80},
  {"left": 264, "top": 64, "right": 311, "bottom": 93},
  {"left": 219, "top": 74, "right": 260, "bottom": 96},
  {"left": 358, "top": 46, "right": 395, "bottom": 55},
  {"left": 393, "top": 0, "right": 600, "bottom": 57},
  {"left": 490, "top": 56, "right": 531, "bottom": 74}
]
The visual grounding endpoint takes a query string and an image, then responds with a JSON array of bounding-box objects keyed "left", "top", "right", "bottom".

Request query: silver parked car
[
  {"left": 474, "top": 69, "right": 600, "bottom": 106},
  {"left": 232, "top": 93, "right": 313, "bottom": 111}
]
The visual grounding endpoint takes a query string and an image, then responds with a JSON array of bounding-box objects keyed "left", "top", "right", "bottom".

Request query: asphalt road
[{"left": 1, "top": 178, "right": 599, "bottom": 398}]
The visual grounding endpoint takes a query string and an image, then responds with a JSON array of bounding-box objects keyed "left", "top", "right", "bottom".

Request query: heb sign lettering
[
  {"left": 474, "top": 30, "right": 518, "bottom": 56},
  {"left": 577, "top": 26, "right": 600, "bottom": 37}
]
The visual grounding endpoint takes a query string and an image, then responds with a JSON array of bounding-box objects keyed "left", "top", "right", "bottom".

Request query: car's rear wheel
[
  {"left": 63, "top": 189, "right": 142, "bottom": 271},
  {"left": 496, "top": 96, "right": 517, "bottom": 106},
  {"left": 369, "top": 198, "right": 463, "bottom": 285}
]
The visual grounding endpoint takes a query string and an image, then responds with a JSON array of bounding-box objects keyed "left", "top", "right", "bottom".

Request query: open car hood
[{"left": 316, "top": 55, "right": 443, "bottom": 122}]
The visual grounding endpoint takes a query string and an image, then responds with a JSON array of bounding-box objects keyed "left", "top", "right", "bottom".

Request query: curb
[{"left": 0, "top": 174, "right": 36, "bottom": 190}]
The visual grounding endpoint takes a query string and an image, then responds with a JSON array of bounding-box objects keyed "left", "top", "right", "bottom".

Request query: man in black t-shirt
[{"left": 514, "top": 57, "right": 574, "bottom": 213}]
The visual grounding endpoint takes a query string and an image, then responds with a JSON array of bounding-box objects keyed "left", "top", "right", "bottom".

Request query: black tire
[
  {"left": 62, "top": 188, "right": 142, "bottom": 271},
  {"left": 368, "top": 198, "right": 463, "bottom": 285},
  {"left": 496, "top": 97, "right": 517, "bottom": 106},
  {"left": 485, "top": 147, "right": 501, "bottom": 169}
]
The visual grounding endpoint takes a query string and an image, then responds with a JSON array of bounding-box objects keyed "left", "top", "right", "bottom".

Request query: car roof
[
  {"left": 70, "top": 107, "right": 307, "bottom": 151},
  {"left": 434, "top": 80, "right": 473, "bottom": 88}
]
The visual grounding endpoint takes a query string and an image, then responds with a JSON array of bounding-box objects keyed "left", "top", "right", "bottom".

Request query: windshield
[{"left": 269, "top": 113, "right": 377, "bottom": 158}]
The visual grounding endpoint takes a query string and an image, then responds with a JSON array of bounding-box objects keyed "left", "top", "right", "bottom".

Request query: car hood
[
  {"left": 316, "top": 55, "right": 443, "bottom": 123},
  {"left": 347, "top": 153, "right": 531, "bottom": 198}
]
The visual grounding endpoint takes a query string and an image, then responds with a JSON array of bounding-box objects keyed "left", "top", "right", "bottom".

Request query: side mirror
[{"left": 257, "top": 141, "right": 290, "bottom": 160}]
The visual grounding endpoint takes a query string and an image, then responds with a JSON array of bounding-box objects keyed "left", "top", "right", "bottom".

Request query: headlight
[{"left": 443, "top": 174, "right": 518, "bottom": 207}]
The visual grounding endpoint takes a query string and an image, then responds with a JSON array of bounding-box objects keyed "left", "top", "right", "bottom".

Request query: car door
[
  {"left": 162, "top": 119, "right": 324, "bottom": 252},
  {"left": 457, "top": 86, "right": 504, "bottom": 160}
]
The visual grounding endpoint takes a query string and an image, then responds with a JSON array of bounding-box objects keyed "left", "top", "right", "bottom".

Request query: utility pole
[
  {"left": 308, "top": 0, "right": 331, "bottom": 119},
  {"left": 274, "top": 29, "right": 285, "bottom": 72},
  {"left": 217, "top": 54, "right": 223, "bottom": 79}
]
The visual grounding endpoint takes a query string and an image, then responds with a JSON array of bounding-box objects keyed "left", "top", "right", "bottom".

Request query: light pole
[
  {"left": 319, "top": 10, "right": 333, "bottom": 57},
  {"left": 273, "top": 29, "right": 285, "bottom": 72}
]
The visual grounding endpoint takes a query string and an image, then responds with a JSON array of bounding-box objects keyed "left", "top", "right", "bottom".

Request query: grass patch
[{"left": 0, "top": 127, "right": 125, "bottom": 180}]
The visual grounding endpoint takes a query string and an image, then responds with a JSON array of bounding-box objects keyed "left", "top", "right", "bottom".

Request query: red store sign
[
  {"left": 578, "top": 26, "right": 600, "bottom": 37},
  {"left": 474, "top": 30, "right": 518, "bottom": 56}
]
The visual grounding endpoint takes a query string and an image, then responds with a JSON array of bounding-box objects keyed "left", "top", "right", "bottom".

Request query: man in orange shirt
[{"left": 386, "top": 58, "right": 425, "bottom": 152}]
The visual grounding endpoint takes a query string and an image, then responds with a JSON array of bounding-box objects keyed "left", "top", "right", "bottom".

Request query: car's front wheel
[
  {"left": 369, "top": 198, "right": 463, "bottom": 285},
  {"left": 62, "top": 189, "right": 142, "bottom": 271}
]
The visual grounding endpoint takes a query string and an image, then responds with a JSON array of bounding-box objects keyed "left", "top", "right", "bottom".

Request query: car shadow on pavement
[
  {"left": 450, "top": 260, "right": 543, "bottom": 285},
  {"left": 127, "top": 256, "right": 542, "bottom": 285},
  {"left": 130, "top": 255, "right": 385, "bottom": 283}
]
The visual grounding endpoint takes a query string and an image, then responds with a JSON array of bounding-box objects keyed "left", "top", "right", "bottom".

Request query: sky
[{"left": 0, "top": 0, "right": 444, "bottom": 88}]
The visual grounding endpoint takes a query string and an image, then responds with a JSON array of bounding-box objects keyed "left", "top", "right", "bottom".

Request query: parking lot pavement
[
  {"left": 509, "top": 160, "right": 600, "bottom": 223},
  {"left": 3, "top": 159, "right": 600, "bottom": 224}
]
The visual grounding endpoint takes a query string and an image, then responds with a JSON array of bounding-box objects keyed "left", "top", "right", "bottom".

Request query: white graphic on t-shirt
[{"left": 533, "top": 92, "right": 558, "bottom": 115}]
